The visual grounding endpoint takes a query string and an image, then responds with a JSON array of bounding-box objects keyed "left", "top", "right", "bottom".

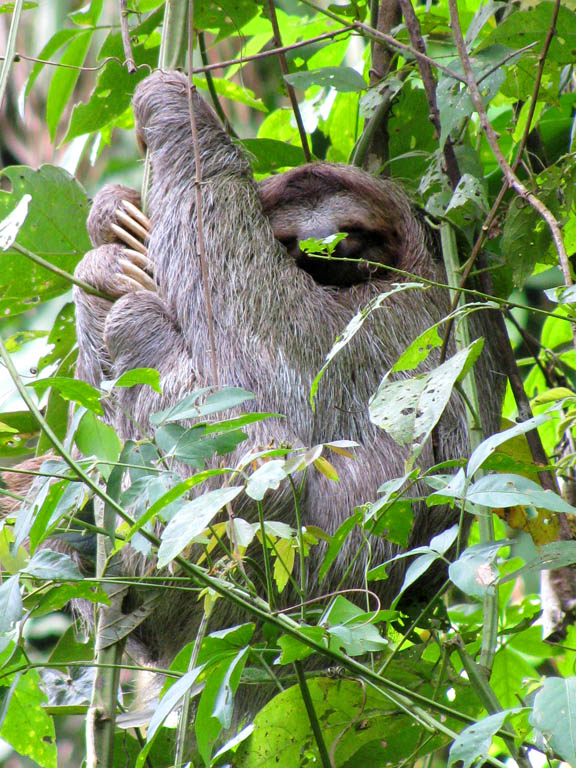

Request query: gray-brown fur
[{"left": 69, "top": 72, "right": 504, "bottom": 691}]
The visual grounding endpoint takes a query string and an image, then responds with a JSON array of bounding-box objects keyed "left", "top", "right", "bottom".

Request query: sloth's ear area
[{"left": 136, "top": 129, "right": 147, "bottom": 156}]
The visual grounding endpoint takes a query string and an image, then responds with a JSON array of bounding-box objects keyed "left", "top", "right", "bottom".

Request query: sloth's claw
[
  {"left": 111, "top": 223, "right": 148, "bottom": 255},
  {"left": 121, "top": 199, "right": 151, "bottom": 231},
  {"left": 119, "top": 258, "right": 157, "bottom": 292},
  {"left": 122, "top": 248, "right": 154, "bottom": 272},
  {"left": 116, "top": 206, "right": 150, "bottom": 243},
  {"left": 118, "top": 274, "right": 147, "bottom": 292}
]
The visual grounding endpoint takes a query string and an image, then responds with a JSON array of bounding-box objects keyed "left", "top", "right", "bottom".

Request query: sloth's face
[
  {"left": 259, "top": 165, "right": 403, "bottom": 288},
  {"left": 268, "top": 192, "right": 398, "bottom": 288}
]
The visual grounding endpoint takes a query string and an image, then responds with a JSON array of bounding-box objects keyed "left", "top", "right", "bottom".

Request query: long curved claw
[
  {"left": 119, "top": 258, "right": 157, "bottom": 292},
  {"left": 116, "top": 207, "right": 150, "bottom": 243},
  {"left": 121, "top": 199, "right": 151, "bottom": 231},
  {"left": 122, "top": 248, "right": 154, "bottom": 272},
  {"left": 111, "top": 223, "right": 148, "bottom": 254},
  {"left": 118, "top": 274, "right": 147, "bottom": 292}
]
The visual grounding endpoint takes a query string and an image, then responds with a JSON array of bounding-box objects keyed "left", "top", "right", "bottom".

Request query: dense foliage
[{"left": 1, "top": 1, "right": 576, "bottom": 766}]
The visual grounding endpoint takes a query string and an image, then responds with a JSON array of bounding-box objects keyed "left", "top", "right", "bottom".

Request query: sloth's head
[{"left": 258, "top": 163, "right": 411, "bottom": 288}]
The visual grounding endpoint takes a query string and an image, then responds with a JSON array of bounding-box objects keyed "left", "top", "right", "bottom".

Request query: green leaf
[
  {"left": 0, "top": 2, "right": 38, "bottom": 11},
  {"left": 65, "top": 43, "right": 157, "bottom": 142},
  {"left": 3, "top": 330, "right": 47, "bottom": 353},
  {"left": 195, "top": 77, "right": 266, "bottom": 111},
  {"left": 0, "top": 410, "right": 39, "bottom": 458},
  {"left": 36, "top": 304, "right": 78, "bottom": 453},
  {"left": 113, "top": 367, "right": 162, "bottom": 393},
  {"left": 245, "top": 460, "right": 287, "bottom": 501},
  {"left": 445, "top": 173, "right": 489, "bottom": 232},
  {"left": 467, "top": 414, "right": 549, "bottom": 477},
  {"left": 0, "top": 669, "right": 57, "bottom": 768},
  {"left": 196, "top": 648, "right": 249, "bottom": 764},
  {"left": 318, "top": 512, "right": 361, "bottom": 583},
  {"left": 448, "top": 541, "right": 509, "bottom": 598},
  {"left": 370, "top": 498, "right": 414, "bottom": 548},
  {"left": 23, "top": 549, "right": 84, "bottom": 581},
  {"left": 501, "top": 541, "right": 576, "bottom": 582},
  {"left": 368, "top": 526, "right": 459, "bottom": 597},
  {"left": 0, "top": 193, "right": 31, "bottom": 250},
  {"left": 151, "top": 387, "right": 254, "bottom": 424},
  {"left": 285, "top": 67, "right": 366, "bottom": 93},
  {"left": 144, "top": 667, "right": 204, "bottom": 752},
  {"left": 194, "top": 0, "right": 258, "bottom": 38},
  {"left": 321, "top": 597, "right": 388, "bottom": 655},
  {"left": 234, "top": 673, "right": 471, "bottom": 767},
  {"left": 242, "top": 138, "right": 308, "bottom": 173},
  {"left": 69, "top": 0, "right": 103, "bottom": 25},
  {"left": 448, "top": 710, "right": 519, "bottom": 768},
  {"left": 157, "top": 487, "right": 244, "bottom": 567},
  {"left": 530, "top": 677, "right": 576, "bottom": 765},
  {"left": 0, "top": 165, "right": 90, "bottom": 317},
  {"left": 72, "top": 412, "right": 121, "bottom": 471},
  {"left": 0, "top": 575, "right": 22, "bottom": 632},
  {"left": 461, "top": 473, "right": 576, "bottom": 514},
  {"left": 369, "top": 341, "right": 483, "bottom": 457},
  {"left": 502, "top": 199, "right": 557, "bottom": 288},
  {"left": 24, "top": 29, "right": 83, "bottom": 99},
  {"left": 482, "top": 3, "right": 576, "bottom": 64},
  {"left": 26, "top": 377, "right": 103, "bottom": 414},
  {"left": 46, "top": 30, "right": 94, "bottom": 141}
]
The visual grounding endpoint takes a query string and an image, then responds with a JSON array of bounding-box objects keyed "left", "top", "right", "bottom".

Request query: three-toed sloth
[{"left": 9, "top": 71, "right": 506, "bottom": 717}]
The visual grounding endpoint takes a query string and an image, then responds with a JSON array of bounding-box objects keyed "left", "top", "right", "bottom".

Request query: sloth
[{"left": 5, "top": 72, "right": 505, "bottom": 713}]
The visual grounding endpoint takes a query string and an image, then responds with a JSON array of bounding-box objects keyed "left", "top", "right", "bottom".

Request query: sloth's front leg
[
  {"left": 74, "top": 185, "right": 156, "bottom": 388},
  {"left": 85, "top": 184, "right": 155, "bottom": 293}
]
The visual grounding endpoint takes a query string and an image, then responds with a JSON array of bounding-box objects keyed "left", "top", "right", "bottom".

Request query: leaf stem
[
  {"left": 0, "top": 0, "right": 24, "bottom": 112},
  {"left": 293, "top": 661, "right": 331, "bottom": 768}
]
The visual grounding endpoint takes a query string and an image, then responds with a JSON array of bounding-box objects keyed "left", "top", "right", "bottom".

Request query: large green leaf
[
  {"left": 64, "top": 32, "right": 158, "bottom": 142},
  {"left": 530, "top": 677, "right": 576, "bottom": 765},
  {"left": 0, "top": 668, "right": 57, "bottom": 768},
  {"left": 0, "top": 165, "right": 90, "bottom": 317}
]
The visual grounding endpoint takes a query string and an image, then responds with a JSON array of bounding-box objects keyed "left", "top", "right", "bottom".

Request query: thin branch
[
  {"left": 188, "top": 2, "right": 219, "bottom": 386},
  {"left": 119, "top": 0, "right": 136, "bottom": 74},
  {"left": 294, "top": 661, "right": 331, "bottom": 768},
  {"left": 447, "top": 0, "right": 570, "bottom": 289},
  {"left": 266, "top": 0, "right": 311, "bottom": 162},
  {"left": 359, "top": 0, "right": 401, "bottom": 173},
  {"left": 4, "top": 28, "right": 355, "bottom": 77},
  {"left": 2, "top": 52, "right": 150, "bottom": 73},
  {"left": 513, "top": 5, "right": 560, "bottom": 170},
  {"left": 298, "top": 0, "right": 466, "bottom": 83},
  {"left": 198, "top": 32, "right": 236, "bottom": 136},
  {"left": 13, "top": 242, "right": 115, "bottom": 300},
  {"left": 397, "top": 0, "right": 460, "bottom": 188}
]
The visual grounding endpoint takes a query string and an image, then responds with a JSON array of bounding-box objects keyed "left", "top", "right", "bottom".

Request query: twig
[
  {"left": 3, "top": 28, "right": 355, "bottom": 77},
  {"left": 12, "top": 242, "right": 115, "bottom": 300},
  {"left": 198, "top": 32, "right": 236, "bottom": 136},
  {"left": 266, "top": 0, "right": 311, "bottom": 162},
  {"left": 447, "top": 0, "right": 570, "bottom": 290},
  {"left": 187, "top": 1, "right": 219, "bottom": 386},
  {"left": 358, "top": 0, "right": 401, "bottom": 173},
  {"left": 2, "top": 52, "right": 150, "bottom": 73},
  {"left": 447, "top": 0, "right": 576, "bottom": 634},
  {"left": 397, "top": 0, "right": 460, "bottom": 188},
  {"left": 294, "top": 661, "right": 331, "bottom": 768},
  {"left": 446, "top": 0, "right": 561, "bottom": 316},
  {"left": 119, "top": 0, "right": 136, "bottom": 74},
  {"left": 369, "top": 0, "right": 400, "bottom": 86}
]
